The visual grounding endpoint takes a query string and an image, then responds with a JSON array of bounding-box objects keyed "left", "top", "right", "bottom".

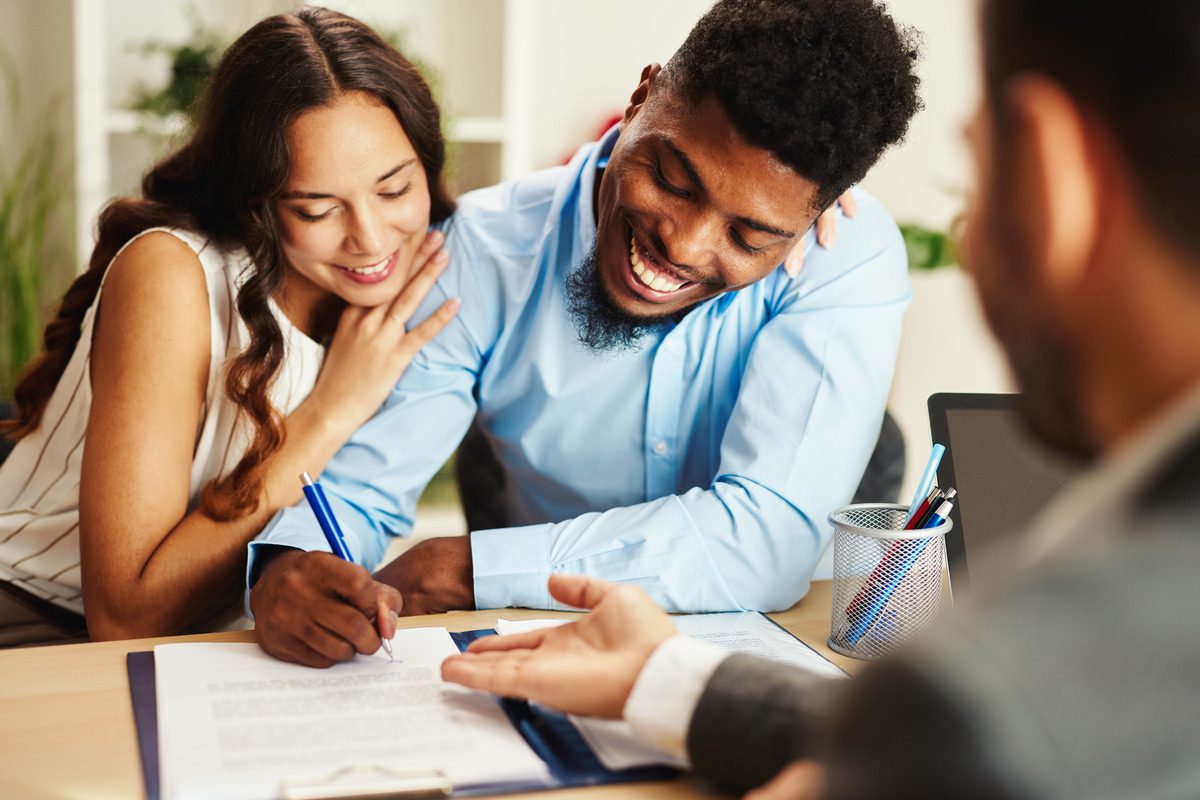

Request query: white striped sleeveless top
[{"left": 0, "top": 228, "right": 325, "bottom": 615}]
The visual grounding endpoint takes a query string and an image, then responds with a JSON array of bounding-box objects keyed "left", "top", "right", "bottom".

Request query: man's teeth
[
  {"left": 629, "top": 234, "right": 684, "bottom": 292},
  {"left": 344, "top": 256, "right": 390, "bottom": 275}
]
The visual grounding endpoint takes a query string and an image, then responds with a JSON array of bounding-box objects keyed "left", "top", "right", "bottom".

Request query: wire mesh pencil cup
[{"left": 827, "top": 503, "right": 950, "bottom": 660}]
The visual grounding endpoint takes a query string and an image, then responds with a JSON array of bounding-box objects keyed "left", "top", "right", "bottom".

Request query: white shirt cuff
[{"left": 622, "top": 634, "right": 733, "bottom": 762}]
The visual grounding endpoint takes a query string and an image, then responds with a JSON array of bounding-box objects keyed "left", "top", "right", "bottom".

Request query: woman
[{"left": 0, "top": 8, "right": 457, "bottom": 644}]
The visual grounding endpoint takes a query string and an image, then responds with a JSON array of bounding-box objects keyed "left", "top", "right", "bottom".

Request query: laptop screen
[{"left": 927, "top": 393, "right": 1082, "bottom": 592}]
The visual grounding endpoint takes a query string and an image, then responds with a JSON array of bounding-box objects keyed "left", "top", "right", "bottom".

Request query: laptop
[{"left": 926, "top": 393, "right": 1082, "bottom": 593}]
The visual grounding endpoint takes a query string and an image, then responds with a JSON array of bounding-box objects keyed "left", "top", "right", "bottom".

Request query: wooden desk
[{"left": 0, "top": 580, "right": 856, "bottom": 800}]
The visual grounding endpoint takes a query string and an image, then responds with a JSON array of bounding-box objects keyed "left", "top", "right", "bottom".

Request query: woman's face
[{"left": 275, "top": 91, "right": 432, "bottom": 321}]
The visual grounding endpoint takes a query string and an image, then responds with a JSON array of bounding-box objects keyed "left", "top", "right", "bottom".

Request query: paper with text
[
  {"left": 500, "top": 611, "right": 844, "bottom": 771},
  {"left": 671, "top": 611, "right": 846, "bottom": 679},
  {"left": 154, "top": 628, "right": 550, "bottom": 800}
]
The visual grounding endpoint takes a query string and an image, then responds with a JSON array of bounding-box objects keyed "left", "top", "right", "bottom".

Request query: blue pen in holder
[{"left": 827, "top": 503, "right": 951, "bottom": 660}]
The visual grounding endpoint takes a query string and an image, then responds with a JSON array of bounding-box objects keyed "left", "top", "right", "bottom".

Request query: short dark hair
[
  {"left": 982, "top": 0, "right": 1200, "bottom": 258},
  {"left": 665, "top": 0, "right": 922, "bottom": 210}
]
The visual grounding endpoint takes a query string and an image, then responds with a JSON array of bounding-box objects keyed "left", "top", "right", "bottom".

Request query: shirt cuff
[
  {"left": 622, "top": 634, "right": 733, "bottom": 762},
  {"left": 470, "top": 524, "right": 553, "bottom": 609},
  {"left": 246, "top": 526, "right": 329, "bottom": 587},
  {"left": 244, "top": 510, "right": 337, "bottom": 617}
]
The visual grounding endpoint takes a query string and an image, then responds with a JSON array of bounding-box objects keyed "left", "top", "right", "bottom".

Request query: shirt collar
[
  {"left": 1023, "top": 378, "right": 1200, "bottom": 561},
  {"left": 571, "top": 124, "right": 621, "bottom": 259}
]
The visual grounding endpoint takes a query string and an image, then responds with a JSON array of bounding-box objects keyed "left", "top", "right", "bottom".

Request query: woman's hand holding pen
[
  {"left": 302, "top": 229, "right": 459, "bottom": 440},
  {"left": 251, "top": 550, "right": 401, "bottom": 668}
]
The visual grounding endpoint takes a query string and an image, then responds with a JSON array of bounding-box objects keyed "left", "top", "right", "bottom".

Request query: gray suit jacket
[{"left": 687, "top": 427, "right": 1200, "bottom": 799}]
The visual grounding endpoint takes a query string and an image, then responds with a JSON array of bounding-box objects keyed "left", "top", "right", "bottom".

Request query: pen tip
[{"left": 300, "top": 471, "right": 314, "bottom": 486}]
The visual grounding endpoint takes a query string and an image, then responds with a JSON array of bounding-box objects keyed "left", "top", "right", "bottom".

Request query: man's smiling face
[{"left": 594, "top": 70, "right": 822, "bottom": 322}]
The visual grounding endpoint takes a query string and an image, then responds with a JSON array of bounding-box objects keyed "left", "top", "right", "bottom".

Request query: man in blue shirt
[{"left": 250, "top": 0, "right": 923, "bottom": 666}]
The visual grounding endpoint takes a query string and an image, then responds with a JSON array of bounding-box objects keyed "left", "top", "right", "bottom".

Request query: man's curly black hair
[{"left": 664, "top": 0, "right": 922, "bottom": 211}]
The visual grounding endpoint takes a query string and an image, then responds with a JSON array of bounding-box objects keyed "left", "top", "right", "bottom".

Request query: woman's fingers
[
  {"left": 787, "top": 189, "right": 855, "bottom": 277},
  {"left": 815, "top": 207, "right": 837, "bottom": 249},
  {"left": 384, "top": 245, "right": 450, "bottom": 326},
  {"left": 816, "top": 189, "right": 856, "bottom": 247},
  {"left": 395, "top": 297, "right": 460, "bottom": 358},
  {"left": 836, "top": 189, "right": 857, "bottom": 218}
]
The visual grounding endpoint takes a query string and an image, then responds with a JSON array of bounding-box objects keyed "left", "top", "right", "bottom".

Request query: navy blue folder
[{"left": 126, "top": 629, "right": 679, "bottom": 799}]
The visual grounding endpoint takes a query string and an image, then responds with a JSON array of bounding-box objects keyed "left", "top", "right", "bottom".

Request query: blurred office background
[{"left": 0, "top": 0, "right": 1011, "bottom": 569}]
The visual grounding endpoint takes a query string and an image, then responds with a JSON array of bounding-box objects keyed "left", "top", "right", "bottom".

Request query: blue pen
[
  {"left": 904, "top": 444, "right": 945, "bottom": 524},
  {"left": 301, "top": 472, "right": 352, "bottom": 560},
  {"left": 300, "top": 472, "right": 393, "bottom": 661},
  {"left": 844, "top": 498, "right": 954, "bottom": 646}
]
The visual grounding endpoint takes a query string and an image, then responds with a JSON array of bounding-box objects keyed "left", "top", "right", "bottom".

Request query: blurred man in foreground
[{"left": 442, "top": 2, "right": 1200, "bottom": 798}]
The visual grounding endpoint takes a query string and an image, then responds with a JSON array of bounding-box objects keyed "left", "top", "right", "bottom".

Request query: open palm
[{"left": 441, "top": 574, "right": 676, "bottom": 718}]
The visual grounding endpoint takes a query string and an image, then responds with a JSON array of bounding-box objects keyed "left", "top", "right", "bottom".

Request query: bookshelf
[{"left": 69, "top": 0, "right": 538, "bottom": 266}]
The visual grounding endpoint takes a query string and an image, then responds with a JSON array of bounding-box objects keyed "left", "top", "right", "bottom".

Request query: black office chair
[
  {"left": 454, "top": 421, "right": 509, "bottom": 533},
  {"left": 455, "top": 410, "right": 906, "bottom": 531},
  {"left": 851, "top": 409, "right": 905, "bottom": 504}
]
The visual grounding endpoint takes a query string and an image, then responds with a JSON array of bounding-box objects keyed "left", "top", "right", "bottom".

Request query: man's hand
[
  {"left": 251, "top": 550, "right": 401, "bottom": 667},
  {"left": 441, "top": 574, "right": 677, "bottom": 718},
  {"left": 784, "top": 190, "right": 858, "bottom": 277},
  {"left": 374, "top": 536, "right": 475, "bottom": 616},
  {"left": 744, "top": 761, "right": 825, "bottom": 800}
]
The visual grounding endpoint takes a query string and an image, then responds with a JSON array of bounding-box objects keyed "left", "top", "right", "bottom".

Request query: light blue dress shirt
[{"left": 250, "top": 127, "right": 910, "bottom": 613}]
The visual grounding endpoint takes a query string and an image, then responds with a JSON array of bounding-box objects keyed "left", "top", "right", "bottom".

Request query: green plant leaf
[
  {"left": 900, "top": 223, "right": 958, "bottom": 270},
  {"left": 0, "top": 44, "right": 68, "bottom": 396}
]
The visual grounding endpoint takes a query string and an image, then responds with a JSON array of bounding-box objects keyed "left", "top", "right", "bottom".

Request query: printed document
[
  {"left": 154, "top": 628, "right": 550, "bottom": 800},
  {"left": 155, "top": 613, "right": 840, "bottom": 796},
  {"left": 500, "top": 611, "right": 845, "bottom": 770}
]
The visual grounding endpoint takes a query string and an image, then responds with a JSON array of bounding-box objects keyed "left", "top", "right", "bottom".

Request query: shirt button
[{"left": 653, "top": 441, "right": 669, "bottom": 455}]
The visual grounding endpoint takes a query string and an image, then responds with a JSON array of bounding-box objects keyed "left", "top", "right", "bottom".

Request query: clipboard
[{"left": 126, "top": 629, "right": 679, "bottom": 800}]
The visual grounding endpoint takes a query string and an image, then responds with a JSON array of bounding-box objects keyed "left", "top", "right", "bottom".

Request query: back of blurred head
[{"left": 967, "top": 0, "right": 1200, "bottom": 457}]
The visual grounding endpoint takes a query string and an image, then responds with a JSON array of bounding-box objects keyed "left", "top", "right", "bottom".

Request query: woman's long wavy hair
[{"left": 3, "top": 7, "right": 455, "bottom": 519}]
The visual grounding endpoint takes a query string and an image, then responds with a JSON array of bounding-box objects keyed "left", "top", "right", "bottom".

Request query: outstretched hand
[{"left": 441, "top": 574, "right": 676, "bottom": 718}]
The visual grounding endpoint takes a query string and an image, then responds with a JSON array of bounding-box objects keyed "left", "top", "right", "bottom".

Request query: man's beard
[
  {"left": 973, "top": 166, "right": 1097, "bottom": 460},
  {"left": 565, "top": 246, "right": 671, "bottom": 352}
]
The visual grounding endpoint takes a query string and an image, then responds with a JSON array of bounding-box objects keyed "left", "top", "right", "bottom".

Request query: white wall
[
  {"left": 510, "top": 0, "right": 980, "bottom": 232},
  {"left": 860, "top": 0, "right": 981, "bottom": 230},
  {"left": 0, "top": 0, "right": 1012, "bottom": 498},
  {"left": 862, "top": 1, "right": 1012, "bottom": 500},
  {"left": 502, "top": 0, "right": 1009, "bottom": 497},
  {"left": 516, "top": 0, "right": 712, "bottom": 167}
]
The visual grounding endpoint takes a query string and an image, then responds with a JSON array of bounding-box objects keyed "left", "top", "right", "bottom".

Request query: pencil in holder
[{"left": 827, "top": 503, "right": 950, "bottom": 660}]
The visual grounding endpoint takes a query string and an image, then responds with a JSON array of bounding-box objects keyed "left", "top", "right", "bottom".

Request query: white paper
[
  {"left": 672, "top": 611, "right": 847, "bottom": 679},
  {"left": 495, "top": 618, "right": 568, "bottom": 636},
  {"left": 568, "top": 715, "right": 690, "bottom": 771},
  {"left": 565, "top": 611, "right": 843, "bottom": 771},
  {"left": 498, "top": 612, "right": 843, "bottom": 678},
  {"left": 154, "top": 628, "right": 550, "bottom": 800}
]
